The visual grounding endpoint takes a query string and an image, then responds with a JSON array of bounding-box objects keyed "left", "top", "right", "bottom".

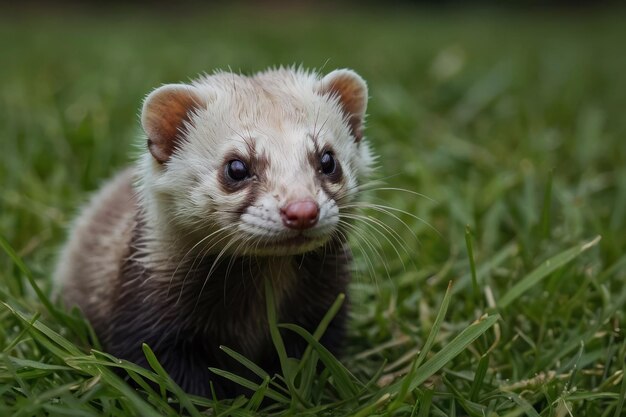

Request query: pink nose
[{"left": 280, "top": 200, "right": 320, "bottom": 230}]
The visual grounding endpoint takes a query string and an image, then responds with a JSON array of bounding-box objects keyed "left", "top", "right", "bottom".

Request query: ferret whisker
[
  {"left": 340, "top": 208, "right": 413, "bottom": 252},
  {"left": 343, "top": 204, "right": 418, "bottom": 239},
  {"left": 172, "top": 227, "right": 236, "bottom": 303},
  {"left": 224, "top": 120, "right": 250, "bottom": 146},
  {"left": 223, "top": 237, "right": 250, "bottom": 287},
  {"left": 339, "top": 213, "right": 409, "bottom": 271},
  {"left": 342, "top": 202, "right": 438, "bottom": 240},
  {"left": 167, "top": 225, "right": 233, "bottom": 298},
  {"left": 338, "top": 220, "right": 392, "bottom": 284},
  {"left": 368, "top": 187, "right": 436, "bottom": 202},
  {"left": 312, "top": 106, "right": 321, "bottom": 143},
  {"left": 335, "top": 221, "right": 379, "bottom": 283},
  {"left": 333, "top": 226, "right": 376, "bottom": 286},
  {"left": 314, "top": 110, "right": 331, "bottom": 143},
  {"left": 339, "top": 182, "right": 436, "bottom": 213},
  {"left": 174, "top": 229, "right": 240, "bottom": 307},
  {"left": 313, "top": 176, "right": 403, "bottom": 210},
  {"left": 368, "top": 194, "right": 440, "bottom": 236},
  {"left": 220, "top": 239, "right": 249, "bottom": 306},
  {"left": 193, "top": 236, "right": 240, "bottom": 313}
]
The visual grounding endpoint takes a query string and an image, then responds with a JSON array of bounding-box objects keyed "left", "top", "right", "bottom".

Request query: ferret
[{"left": 54, "top": 67, "right": 374, "bottom": 398}]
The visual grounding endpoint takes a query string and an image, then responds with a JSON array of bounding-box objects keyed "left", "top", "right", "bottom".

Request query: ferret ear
[
  {"left": 319, "top": 69, "right": 368, "bottom": 142},
  {"left": 141, "top": 84, "right": 202, "bottom": 163}
]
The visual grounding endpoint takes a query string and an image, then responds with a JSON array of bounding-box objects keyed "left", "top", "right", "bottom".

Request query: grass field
[{"left": 1, "top": 5, "right": 626, "bottom": 416}]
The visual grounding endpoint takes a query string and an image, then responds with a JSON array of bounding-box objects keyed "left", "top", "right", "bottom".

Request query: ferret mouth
[
  {"left": 273, "top": 234, "right": 315, "bottom": 246},
  {"left": 235, "top": 220, "right": 334, "bottom": 255},
  {"left": 251, "top": 233, "right": 326, "bottom": 255}
]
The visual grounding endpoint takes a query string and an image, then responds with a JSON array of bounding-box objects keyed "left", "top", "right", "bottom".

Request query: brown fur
[{"left": 57, "top": 168, "right": 137, "bottom": 332}]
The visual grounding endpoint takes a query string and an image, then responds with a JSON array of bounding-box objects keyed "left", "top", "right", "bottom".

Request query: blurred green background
[
  {"left": 1, "top": 3, "right": 626, "bottom": 415},
  {"left": 2, "top": 3, "right": 625, "bottom": 273}
]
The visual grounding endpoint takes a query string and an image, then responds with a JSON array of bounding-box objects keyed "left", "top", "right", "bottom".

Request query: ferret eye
[
  {"left": 320, "top": 152, "right": 336, "bottom": 175},
  {"left": 226, "top": 160, "right": 249, "bottom": 181}
]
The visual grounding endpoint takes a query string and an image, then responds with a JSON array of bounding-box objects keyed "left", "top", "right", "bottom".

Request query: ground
[{"left": 1, "top": 5, "right": 625, "bottom": 416}]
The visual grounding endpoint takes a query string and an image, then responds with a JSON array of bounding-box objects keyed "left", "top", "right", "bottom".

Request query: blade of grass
[
  {"left": 246, "top": 375, "right": 270, "bottom": 412},
  {"left": 73, "top": 360, "right": 161, "bottom": 415},
  {"left": 389, "top": 281, "right": 453, "bottom": 411},
  {"left": 391, "top": 314, "right": 499, "bottom": 394},
  {"left": 612, "top": 341, "right": 626, "bottom": 417},
  {"left": 297, "top": 293, "right": 345, "bottom": 372},
  {"left": 415, "top": 281, "right": 453, "bottom": 369},
  {"left": 125, "top": 369, "right": 177, "bottom": 415},
  {"left": 564, "top": 341, "right": 584, "bottom": 390},
  {"left": 3, "top": 311, "right": 40, "bottom": 353},
  {"left": 469, "top": 353, "right": 490, "bottom": 402},
  {"left": 208, "top": 367, "right": 290, "bottom": 404},
  {"left": 142, "top": 343, "right": 202, "bottom": 417},
  {"left": 210, "top": 381, "right": 221, "bottom": 415},
  {"left": 279, "top": 323, "right": 360, "bottom": 400},
  {"left": 297, "top": 349, "right": 318, "bottom": 399},
  {"left": 416, "top": 388, "right": 433, "bottom": 417},
  {"left": 350, "top": 393, "right": 391, "bottom": 417},
  {"left": 442, "top": 375, "right": 484, "bottom": 417},
  {"left": 506, "top": 392, "right": 541, "bottom": 417},
  {"left": 3, "top": 302, "right": 165, "bottom": 416},
  {"left": 498, "top": 236, "right": 601, "bottom": 308},
  {"left": 453, "top": 242, "right": 518, "bottom": 295},
  {"left": 2, "top": 302, "right": 82, "bottom": 355},
  {"left": 214, "top": 397, "right": 249, "bottom": 417},
  {"left": 0, "top": 235, "right": 62, "bottom": 323},
  {"left": 71, "top": 351, "right": 160, "bottom": 386},
  {"left": 8, "top": 356, "right": 73, "bottom": 371},
  {"left": 219, "top": 345, "right": 269, "bottom": 379},
  {"left": 264, "top": 278, "right": 299, "bottom": 407},
  {"left": 465, "top": 226, "right": 480, "bottom": 306},
  {"left": 295, "top": 293, "right": 346, "bottom": 399}
]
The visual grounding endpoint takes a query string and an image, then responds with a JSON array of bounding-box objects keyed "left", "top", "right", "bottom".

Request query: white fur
[{"left": 138, "top": 67, "right": 375, "bottom": 259}]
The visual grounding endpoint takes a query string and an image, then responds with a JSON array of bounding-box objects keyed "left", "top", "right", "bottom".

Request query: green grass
[{"left": 1, "top": 5, "right": 626, "bottom": 416}]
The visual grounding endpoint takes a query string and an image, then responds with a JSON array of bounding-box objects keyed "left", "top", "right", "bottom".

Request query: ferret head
[{"left": 139, "top": 68, "right": 374, "bottom": 256}]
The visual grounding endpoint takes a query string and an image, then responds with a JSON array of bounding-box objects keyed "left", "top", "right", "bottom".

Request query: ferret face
[{"left": 140, "top": 68, "right": 373, "bottom": 256}]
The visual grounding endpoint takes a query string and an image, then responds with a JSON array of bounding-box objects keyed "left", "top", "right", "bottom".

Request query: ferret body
[{"left": 55, "top": 67, "right": 374, "bottom": 397}]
